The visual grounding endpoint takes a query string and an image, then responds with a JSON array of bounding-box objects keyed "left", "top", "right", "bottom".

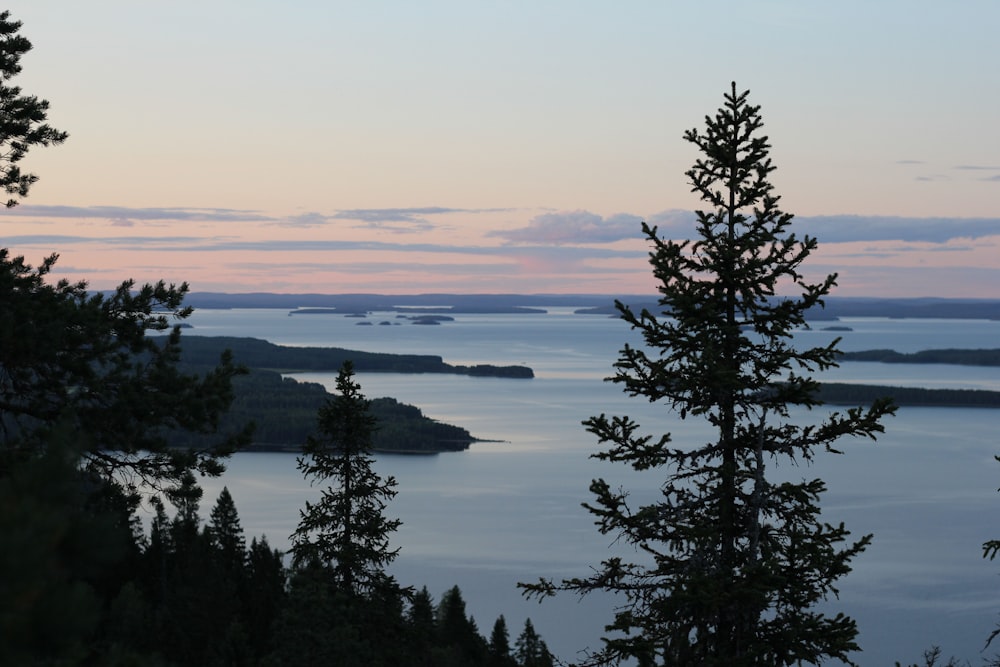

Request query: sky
[{"left": 1, "top": 1, "right": 998, "bottom": 297}]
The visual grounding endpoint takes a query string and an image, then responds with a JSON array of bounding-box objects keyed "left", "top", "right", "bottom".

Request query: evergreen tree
[
  {"left": 244, "top": 535, "right": 286, "bottom": 659},
  {"left": 514, "top": 618, "right": 553, "bottom": 667},
  {"left": 406, "top": 586, "right": 438, "bottom": 666},
  {"left": 435, "top": 586, "right": 488, "bottom": 666},
  {"left": 521, "top": 83, "right": 895, "bottom": 666},
  {"left": 289, "top": 360, "right": 402, "bottom": 594},
  {"left": 0, "top": 11, "right": 67, "bottom": 207},
  {"left": 276, "top": 362, "right": 408, "bottom": 665},
  {"left": 269, "top": 561, "right": 347, "bottom": 666},
  {"left": 489, "top": 615, "right": 515, "bottom": 666},
  {"left": 208, "top": 486, "right": 247, "bottom": 571}
]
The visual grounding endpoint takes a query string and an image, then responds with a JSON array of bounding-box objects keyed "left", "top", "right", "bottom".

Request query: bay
[{"left": 181, "top": 307, "right": 1000, "bottom": 666}]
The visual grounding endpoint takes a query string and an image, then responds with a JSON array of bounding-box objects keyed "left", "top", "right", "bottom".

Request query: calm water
[{"left": 180, "top": 307, "right": 1000, "bottom": 666}]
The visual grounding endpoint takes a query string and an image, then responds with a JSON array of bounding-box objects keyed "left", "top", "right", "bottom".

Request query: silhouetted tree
[
  {"left": 289, "top": 360, "right": 402, "bottom": 594},
  {"left": 208, "top": 486, "right": 247, "bottom": 572},
  {"left": 243, "top": 535, "right": 286, "bottom": 658},
  {"left": 436, "top": 586, "right": 488, "bottom": 666},
  {"left": 489, "top": 615, "right": 516, "bottom": 666},
  {"left": 514, "top": 618, "right": 553, "bottom": 667},
  {"left": 0, "top": 254, "right": 250, "bottom": 505},
  {"left": 406, "top": 586, "right": 438, "bottom": 665},
  {"left": 521, "top": 83, "right": 895, "bottom": 666},
  {"left": 0, "top": 10, "right": 67, "bottom": 207},
  {"left": 275, "top": 362, "right": 408, "bottom": 665}
]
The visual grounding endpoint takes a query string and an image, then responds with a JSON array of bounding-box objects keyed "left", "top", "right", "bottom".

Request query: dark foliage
[
  {"left": 0, "top": 10, "right": 67, "bottom": 207},
  {"left": 0, "top": 250, "right": 251, "bottom": 503}
]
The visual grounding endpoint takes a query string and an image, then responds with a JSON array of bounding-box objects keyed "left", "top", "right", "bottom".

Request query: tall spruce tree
[
  {"left": 289, "top": 360, "right": 402, "bottom": 594},
  {"left": 521, "top": 83, "right": 895, "bottom": 666}
]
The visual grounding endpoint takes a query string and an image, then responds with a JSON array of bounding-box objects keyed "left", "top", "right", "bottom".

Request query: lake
[{"left": 180, "top": 306, "right": 1000, "bottom": 666}]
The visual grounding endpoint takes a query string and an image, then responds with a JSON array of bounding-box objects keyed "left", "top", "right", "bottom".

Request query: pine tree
[
  {"left": 289, "top": 360, "right": 402, "bottom": 594},
  {"left": 0, "top": 11, "right": 67, "bottom": 207},
  {"left": 521, "top": 83, "right": 895, "bottom": 666},
  {"left": 1, "top": 12, "right": 245, "bottom": 500}
]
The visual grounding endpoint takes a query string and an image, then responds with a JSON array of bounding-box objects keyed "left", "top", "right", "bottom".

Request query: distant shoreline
[{"left": 179, "top": 293, "right": 1000, "bottom": 321}]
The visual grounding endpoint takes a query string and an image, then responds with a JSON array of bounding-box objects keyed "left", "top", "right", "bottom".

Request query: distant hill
[{"left": 181, "top": 292, "right": 1000, "bottom": 320}]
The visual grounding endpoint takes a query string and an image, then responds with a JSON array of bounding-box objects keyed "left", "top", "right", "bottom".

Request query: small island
[{"left": 408, "top": 315, "right": 454, "bottom": 325}]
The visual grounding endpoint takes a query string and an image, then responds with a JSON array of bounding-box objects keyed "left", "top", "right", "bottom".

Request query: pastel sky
[{"left": 2, "top": 1, "right": 998, "bottom": 297}]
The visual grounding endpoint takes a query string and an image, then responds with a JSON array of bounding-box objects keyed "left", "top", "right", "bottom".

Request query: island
[
  {"left": 176, "top": 335, "right": 534, "bottom": 378},
  {"left": 818, "top": 383, "right": 1000, "bottom": 409},
  {"left": 166, "top": 367, "right": 479, "bottom": 454},
  {"left": 165, "top": 335, "right": 533, "bottom": 453}
]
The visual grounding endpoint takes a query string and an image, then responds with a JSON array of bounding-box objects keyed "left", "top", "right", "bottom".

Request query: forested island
[
  {"left": 169, "top": 369, "right": 479, "bottom": 453},
  {"left": 817, "top": 383, "right": 1000, "bottom": 408},
  {"left": 178, "top": 335, "right": 534, "bottom": 378},
  {"left": 839, "top": 348, "right": 1000, "bottom": 366},
  {"left": 820, "top": 348, "right": 1000, "bottom": 408},
  {"left": 172, "top": 335, "right": 533, "bottom": 453}
]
